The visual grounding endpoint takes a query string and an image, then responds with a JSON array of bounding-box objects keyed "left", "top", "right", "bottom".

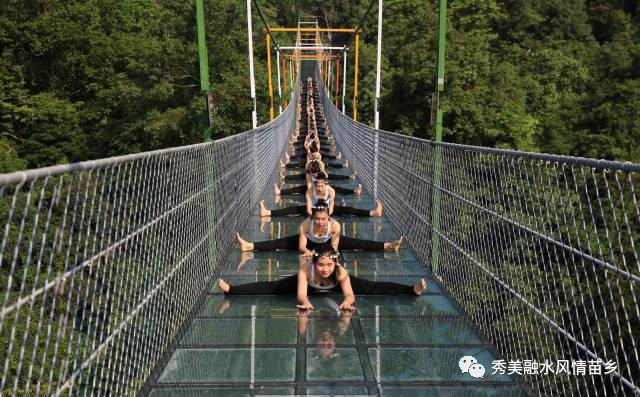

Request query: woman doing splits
[
  {"left": 281, "top": 160, "right": 355, "bottom": 182},
  {"left": 278, "top": 161, "right": 356, "bottom": 197},
  {"left": 275, "top": 181, "right": 362, "bottom": 197},
  {"left": 218, "top": 249, "right": 427, "bottom": 311},
  {"left": 262, "top": 174, "right": 382, "bottom": 217},
  {"left": 236, "top": 201, "right": 403, "bottom": 254}
]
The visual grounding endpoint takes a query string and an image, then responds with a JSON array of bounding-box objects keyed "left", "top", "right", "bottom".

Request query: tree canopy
[{"left": 1, "top": 0, "right": 638, "bottom": 173}]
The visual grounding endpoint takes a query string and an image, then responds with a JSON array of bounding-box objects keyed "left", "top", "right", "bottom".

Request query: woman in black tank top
[{"left": 217, "top": 249, "right": 427, "bottom": 311}]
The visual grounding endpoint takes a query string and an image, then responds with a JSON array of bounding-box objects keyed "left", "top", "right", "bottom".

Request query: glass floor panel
[
  {"left": 149, "top": 387, "right": 295, "bottom": 397},
  {"left": 306, "top": 348, "right": 364, "bottom": 381},
  {"left": 360, "top": 317, "right": 483, "bottom": 345},
  {"left": 158, "top": 348, "right": 296, "bottom": 383},
  {"left": 367, "top": 347, "right": 514, "bottom": 382},
  {"left": 305, "top": 386, "right": 370, "bottom": 395},
  {"left": 180, "top": 318, "right": 298, "bottom": 345},
  {"left": 145, "top": 143, "right": 531, "bottom": 396},
  {"left": 378, "top": 386, "right": 531, "bottom": 397}
]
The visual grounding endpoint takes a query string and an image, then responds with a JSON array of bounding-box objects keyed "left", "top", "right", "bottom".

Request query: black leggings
[
  {"left": 253, "top": 234, "right": 385, "bottom": 251},
  {"left": 280, "top": 185, "right": 357, "bottom": 195},
  {"left": 289, "top": 150, "right": 338, "bottom": 160},
  {"left": 270, "top": 205, "right": 370, "bottom": 217},
  {"left": 227, "top": 274, "right": 413, "bottom": 295},
  {"left": 291, "top": 152, "right": 337, "bottom": 160},
  {"left": 293, "top": 147, "right": 334, "bottom": 156},
  {"left": 285, "top": 161, "right": 345, "bottom": 169},
  {"left": 284, "top": 173, "right": 351, "bottom": 181},
  {"left": 295, "top": 137, "right": 330, "bottom": 144}
]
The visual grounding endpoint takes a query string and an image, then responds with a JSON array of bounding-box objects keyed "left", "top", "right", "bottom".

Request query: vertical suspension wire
[
  {"left": 277, "top": 49, "right": 283, "bottom": 115},
  {"left": 374, "top": 0, "right": 383, "bottom": 130},
  {"left": 335, "top": 56, "right": 340, "bottom": 107},
  {"left": 246, "top": 0, "right": 257, "bottom": 128},
  {"left": 342, "top": 50, "right": 347, "bottom": 114},
  {"left": 289, "top": 59, "right": 294, "bottom": 100},
  {"left": 282, "top": 54, "right": 288, "bottom": 108},
  {"left": 353, "top": 33, "right": 359, "bottom": 121}
]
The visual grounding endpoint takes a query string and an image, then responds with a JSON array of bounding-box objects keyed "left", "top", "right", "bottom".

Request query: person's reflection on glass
[
  {"left": 217, "top": 299, "right": 231, "bottom": 315},
  {"left": 298, "top": 297, "right": 353, "bottom": 360},
  {"left": 236, "top": 251, "right": 254, "bottom": 271}
]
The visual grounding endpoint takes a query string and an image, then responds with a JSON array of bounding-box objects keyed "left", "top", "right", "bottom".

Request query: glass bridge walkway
[{"left": 144, "top": 169, "right": 532, "bottom": 396}]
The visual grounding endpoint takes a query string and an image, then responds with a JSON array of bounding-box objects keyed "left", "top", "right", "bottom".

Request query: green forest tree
[{"left": 1, "top": 0, "right": 638, "bottom": 172}]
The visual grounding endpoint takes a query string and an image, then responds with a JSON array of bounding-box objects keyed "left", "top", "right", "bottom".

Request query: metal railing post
[
  {"left": 196, "top": 0, "right": 212, "bottom": 142},
  {"left": 430, "top": 0, "right": 447, "bottom": 274},
  {"left": 246, "top": 0, "right": 257, "bottom": 128},
  {"left": 374, "top": 0, "right": 383, "bottom": 130},
  {"left": 353, "top": 33, "right": 360, "bottom": 121}
]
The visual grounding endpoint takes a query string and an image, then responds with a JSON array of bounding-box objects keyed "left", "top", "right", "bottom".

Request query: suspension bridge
[{"left": 1, "top": 3, "right": 639, "bottom": 397}]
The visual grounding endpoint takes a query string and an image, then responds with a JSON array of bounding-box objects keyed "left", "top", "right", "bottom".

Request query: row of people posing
[{"left": 219, "top": 78, "right": 424, "bottom": 310}]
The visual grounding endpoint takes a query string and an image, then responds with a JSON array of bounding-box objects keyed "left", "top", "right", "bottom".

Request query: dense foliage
[
  {"left": 1, "top": 0, "right": 638, "bottom": 173},
  {"left": 318, "top": 0, "right": 639, "bottom": 161}
]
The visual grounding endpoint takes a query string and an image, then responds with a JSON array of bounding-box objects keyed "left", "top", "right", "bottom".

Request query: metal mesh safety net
[
  {"left": 320, "top": 71, "right": 640, "bottom": 396},
  {"left": 0, "top": 84, "right": 297, "bottom": 395}
]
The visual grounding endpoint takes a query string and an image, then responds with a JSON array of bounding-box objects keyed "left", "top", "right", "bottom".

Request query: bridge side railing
[
  {"left": 0, "top": 86, "right": 297, "bottom": 396},
  {"left": 322, "top": 87, "right": 640, "bottom": 396}
]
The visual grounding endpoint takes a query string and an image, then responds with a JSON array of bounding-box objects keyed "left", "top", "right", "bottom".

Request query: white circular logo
[{"left": 458, "top": 356, "right": 477, "bottom": 373}]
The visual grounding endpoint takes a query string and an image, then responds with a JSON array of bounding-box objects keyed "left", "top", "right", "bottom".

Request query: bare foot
[
  {"left": 280, "top": 159, "right": 285, "bottom": 169},
  {"left": 235, "top": 232, "right": 254, "bottom": 251},
  {"left": 370, "top": 200, "right": 383, "bottom": 217},
  {"left": 336, "top": 152, "right": 342, "bottom": 160},
  {"left": 344, "top": 160, "right": 349, "bottom": 168},
  {"left": 259, "top": 215, "right": 271, "bottom": 232},
  {"left": 285, "top": 152, "right": 290, "bottom": 161},
  {"left": 218, "top": 300, "right": 231, "bottom": 314},
  {"left": 354, "top": 184, "right": 362, "bottom": 195},
  {"left": 218, "top": 279, "right": 230, "bottom": 293},
  {"left": 350, "top": 171, "right": 357, "bottom": 180},
  {"left": 274, "top": 183, "right": 281, "bottom": 197},
  {"left": 413, "top": 279, "right": 427, "bottom": 296},
  {"left": 259, "top": 200, "right": 271, "bottom": 217},
  {"left": 384, "top": 236, "right": 404, "bottom": 252},
  {"left": 237, "top": 251, "right": 255, "bottom": 271}
]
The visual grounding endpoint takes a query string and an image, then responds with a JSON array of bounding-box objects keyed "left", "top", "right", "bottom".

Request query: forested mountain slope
[{"left": 1, "top": 0, "right": 638, "bottom": 172}]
